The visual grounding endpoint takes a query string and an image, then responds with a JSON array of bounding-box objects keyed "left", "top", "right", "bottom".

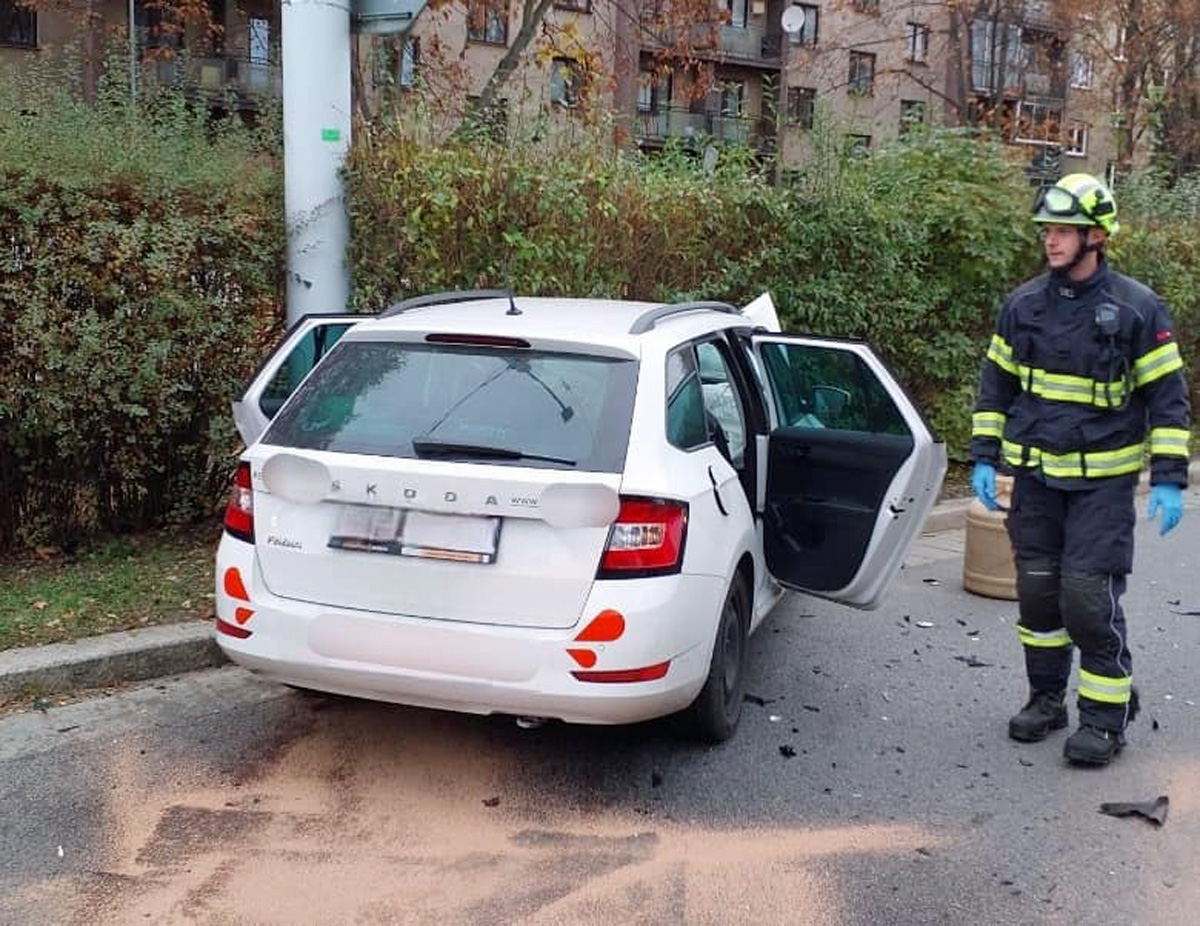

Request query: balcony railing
[
  {"left": 146, "top": 54, "right": 281, "bottom": 101},
  {"left": 636, "top": 106, "right": 777, "bottom": 148},
  {"left": 641, "top": 20, "right": 783, "bottom": 66}
]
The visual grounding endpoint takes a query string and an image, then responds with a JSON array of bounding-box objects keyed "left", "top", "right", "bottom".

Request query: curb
[
  {"left": 923, "top": 459, "right": 1200, "bottom": 535},
  {"left": 3, "top": 461, "right": 1198, "bottom": 703},
  {"left": 0, "top": 621, "right": 227, "bottom": 704}
]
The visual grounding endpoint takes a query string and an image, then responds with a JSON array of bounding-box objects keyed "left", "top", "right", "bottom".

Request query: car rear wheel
[{"left": 679, "top": 574, "right": 748, "bottom": 743}]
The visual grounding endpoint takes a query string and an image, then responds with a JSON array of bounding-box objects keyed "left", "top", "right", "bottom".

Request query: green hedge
[{"left": 0, "top": 76, "right": 284, "bottom": 550}]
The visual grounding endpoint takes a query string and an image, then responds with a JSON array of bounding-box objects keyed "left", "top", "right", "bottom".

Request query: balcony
[
  {"left": 145, "top": 54, "right": 281, "bottom": 105},
  {"left": 718, "top": 23, "right": 783, "bottom": 65},
  {"left": 636, "top": 106, "right": 777, "bottom": 149},
  {"left": 640, "top": 20, "right": 783, "bottom": 68}
]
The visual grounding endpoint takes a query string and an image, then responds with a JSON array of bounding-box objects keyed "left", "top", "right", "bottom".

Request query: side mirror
[{"left": 812, "top": 385, "right": 851, "bottom": 419}]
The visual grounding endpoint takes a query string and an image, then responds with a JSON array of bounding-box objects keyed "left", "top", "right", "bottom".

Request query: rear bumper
[{"left": 215, "top": 535, "right": 726, "bottom": 725}]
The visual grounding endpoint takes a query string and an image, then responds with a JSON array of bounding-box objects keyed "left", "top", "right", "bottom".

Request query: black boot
[
  {"left": 1008, "top": 690, "right": 1068, "bottom": 742},
  {"left": 1064, "top": 724, "right": 1125, "bottom": 766}
]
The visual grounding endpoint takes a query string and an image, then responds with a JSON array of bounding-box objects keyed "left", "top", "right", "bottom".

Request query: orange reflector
[
  {"left": 234, "top": 607, "right": 254, "bottom": 626},
  {"left": 575, "top": 610, "right": 625, "bottom": 643},
  {"left": 567, "top": 648, "right": 597, "bottom": 669},
  {"left": 572, "top": 662, "right": 669, "bottom": 684},
  {"left": 223, "top": 568, "right": 250, "bottom": 602},
  {"left": 216, "top": 617, "right": 252, "bottom": 639}
]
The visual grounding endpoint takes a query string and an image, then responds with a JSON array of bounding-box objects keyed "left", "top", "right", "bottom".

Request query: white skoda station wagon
[{"left": 216, "top": 291, "right": 946, "bottom": 741}]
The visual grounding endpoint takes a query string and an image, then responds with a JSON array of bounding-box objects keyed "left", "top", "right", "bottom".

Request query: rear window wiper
[{"left": 411, "top": 439, "right": 576, "bottom": 467}]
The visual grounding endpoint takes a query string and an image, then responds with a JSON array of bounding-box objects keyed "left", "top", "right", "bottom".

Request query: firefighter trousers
[{"left": 1005, "top": 473, "right": 1139, "bottom": 731}]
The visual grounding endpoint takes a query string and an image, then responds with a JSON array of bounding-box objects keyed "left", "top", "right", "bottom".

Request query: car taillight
[
  {"left": 597, "top": 496, "right": 688, "bottom": 579},
  {"left": 223, "top": 462, "right": 254, "bottom": 543}
]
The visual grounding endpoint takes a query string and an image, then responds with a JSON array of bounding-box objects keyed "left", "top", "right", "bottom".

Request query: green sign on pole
[{"left": 321, "top": 128, "right": 342, "bottom": 143}]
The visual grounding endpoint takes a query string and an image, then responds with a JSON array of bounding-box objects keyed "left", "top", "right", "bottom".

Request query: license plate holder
[{"left": 329, "top": 506, "right": 500, "bottom": 564}]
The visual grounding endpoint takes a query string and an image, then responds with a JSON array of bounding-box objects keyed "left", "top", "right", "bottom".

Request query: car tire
[{"left": 679, "top": 574, "right": 749, "bottom": 743}]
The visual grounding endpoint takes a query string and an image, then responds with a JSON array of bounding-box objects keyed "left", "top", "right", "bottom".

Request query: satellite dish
[{"left": 780, "top": 5, "right": 806, "bottom": 33}]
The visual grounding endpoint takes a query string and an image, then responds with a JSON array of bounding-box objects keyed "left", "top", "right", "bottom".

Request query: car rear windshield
[{"left": 262, "top": 341, "right": 639, "bottom": 472}]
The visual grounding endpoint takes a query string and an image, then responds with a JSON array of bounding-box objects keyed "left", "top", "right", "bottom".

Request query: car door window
[
  {"left": 259, "top": 322, "right": 353, "bottom": 418},
  {"left": 696, "top": 340, "right": 747, "bottom": 469},
  {"left": 666, "top": 345, "right": 708, "bottom": 449},
  {"left": 759, "top": 341, "right": 908, "bottom": 435}
]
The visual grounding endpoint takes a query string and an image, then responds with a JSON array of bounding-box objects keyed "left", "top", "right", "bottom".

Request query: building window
[
  {"left": 1066, "top": 121, "right": 1089, "bottom": 156},
  {"left": 854, "top": 0, "right": 879, "bottom": 13},
  {"left": 554, "top": 0, "right": 591, "bottom": 11},
  {"left": 376, "top": 36, "right": 419, "bottom": 89},
  {"left": 248, "top": 17, "right": 270, "bottom": 66},
  {"left": 787, "top": 86, "right": 816, "bottom": 129},
  {"left": 1070, "top": 50, "right": 1094, "bottom": 89},
  {"left": 726, "top": 0, "right": 748, "bottom": 28},
  {"left": 845, "top": 134, "right": 872, "bottom": 156},
  {"left": 1113, "top": 24, "right": 1126, "bottom": 61},
  {"left": 906, "top": 22, "right": 929, "bottom": 63},
  {"left": 1, "top": 0, "right": 37, "bottom": 48},
  {"left": 719, "top": 81, "right": 745, "bottom": 117},
  {"left": 848, "top": 51, "right": 875, "bottom": 96},
  {"left": 638, "top": 70, "right": 672, "bottom": 111},
  {"left": 971, "top": 19, "right": 1027, "bottom": 92},
  {"left": 787, "top": 4, "right": 818, "bottom": 47},
  {"left": 550, "top": 57, "right": 582, "bottom": 107},
  {"left": 899, "top": 99, "right": 925, "bottom": 134},
  {"left": 1014, "top": 100, "right": 1063, "bottom": 145},
  {"left": 467, "top": 0, "right": 508, "bottom": 45}
]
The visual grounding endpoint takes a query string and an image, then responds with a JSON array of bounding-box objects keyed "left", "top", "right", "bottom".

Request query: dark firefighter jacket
[{"left": 970, "top": 258, "right": 1191, "bottom": 490}]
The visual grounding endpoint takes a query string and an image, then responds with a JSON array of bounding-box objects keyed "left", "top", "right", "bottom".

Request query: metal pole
[{"left": 282, "top": 0, "right": 353, "bottom": 326}]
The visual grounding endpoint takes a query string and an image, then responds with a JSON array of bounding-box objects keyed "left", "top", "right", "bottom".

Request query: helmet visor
[{"left": 1033, "top": 185, "right": 1085, "bottom": 218}]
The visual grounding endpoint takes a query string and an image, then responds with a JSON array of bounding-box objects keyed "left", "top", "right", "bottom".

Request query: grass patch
[{"left": 0, "top": 521, "right": 222, "bottom": 650}]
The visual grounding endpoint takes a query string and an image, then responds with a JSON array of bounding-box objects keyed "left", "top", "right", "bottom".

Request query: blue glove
[
  {"left": 1148, "top": 484, "right": 1184, "bottom": 536},
  {"left": 972, "top": 462, "right": 1000, "bottom": 512}
]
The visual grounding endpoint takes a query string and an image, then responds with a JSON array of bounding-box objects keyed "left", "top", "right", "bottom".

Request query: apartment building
[
  {"left": 775, "top": 0, "right": 1124, "bottom": 181},
  {"left": 1, "top": 0, "right": 279, "bottom": 115},
  {"left": 0, "top": 0, "right": 1139, "bottom": 180}
]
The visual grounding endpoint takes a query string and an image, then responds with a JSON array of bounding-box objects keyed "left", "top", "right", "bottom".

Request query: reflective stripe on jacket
[{"left": 970, "top": 260, "right": 1191, "bottom": 489}]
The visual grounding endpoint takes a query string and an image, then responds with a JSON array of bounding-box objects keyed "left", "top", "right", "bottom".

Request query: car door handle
[
  {"left": 708, "top": 466, "right": 729, "bottom": 517},
  {"left": 779, "top": 444, "right": 812, "bottom": 459}
]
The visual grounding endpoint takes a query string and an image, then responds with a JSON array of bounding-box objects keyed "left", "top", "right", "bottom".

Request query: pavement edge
[{"left": 0, "top": 621, "right": 227, "bottom": 703}]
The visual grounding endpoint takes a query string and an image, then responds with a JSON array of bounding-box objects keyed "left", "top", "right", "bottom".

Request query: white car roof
[{"left": 341, "top": 296, "right": 749, "bottom": 355}]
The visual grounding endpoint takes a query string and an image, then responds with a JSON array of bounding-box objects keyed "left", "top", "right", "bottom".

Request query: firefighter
[{"left": 970, "top": 173, "right": 1190, "bottom": 766}]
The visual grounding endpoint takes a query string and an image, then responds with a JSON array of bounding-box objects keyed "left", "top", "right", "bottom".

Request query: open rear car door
[{"left": 752, "top": 335, "right": 947, "bottom": 610}]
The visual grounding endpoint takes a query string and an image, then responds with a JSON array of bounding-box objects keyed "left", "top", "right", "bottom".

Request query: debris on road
[
  {"left": 1153, "top": 719, "right": 1161, "bottom": 730},
  {"left": 779, "top": 745, "right": 797, "bottom": 758},
  {"left": 743, "top": 693, "right": 774, "bottom": 707},
  {"left": 482, "top": 797, "right": 501, "bottom": 808},
  {"left": 1099, "top": 796, "right": 1169, "bottom": 827},
  {"left": 802, "top": 704, "right": 821, "bottom": 713},
  {"left": 768, "top": 714, "right": 783, "bottom": 723},
  {"left": 915, "top": 621, "right": 935, "bottom": 629},
  {"left": 954, "top": 655, "right": 993, "bottom": 668},
  {"left": 915, "top": 847, "right": 933, "bottom": 857},
  {"left": 923, "top": 578, "right": 941, "bottom": 586},
  {"left": 1169, "top": 609, "right": 1200, "bottom": 617}
]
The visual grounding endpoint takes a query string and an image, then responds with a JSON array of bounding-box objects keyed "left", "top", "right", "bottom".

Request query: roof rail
[
  {"left": 380, "top": 289, "right": 510, "bottom": 319},
  {"left": 628, "top": 301, "right": 740, "bottom": 335}
]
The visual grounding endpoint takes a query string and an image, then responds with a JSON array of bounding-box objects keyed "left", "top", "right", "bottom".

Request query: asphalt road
[{"left": 2, "top": 492, "right": 1199, "bottom": 925}]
